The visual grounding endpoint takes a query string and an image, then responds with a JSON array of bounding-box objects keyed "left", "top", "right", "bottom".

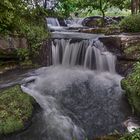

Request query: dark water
[{"left": 0, "top": 68, "right": 35, "bottom": 89}]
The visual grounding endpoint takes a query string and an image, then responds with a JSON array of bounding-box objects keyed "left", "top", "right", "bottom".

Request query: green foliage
[
  {"left": 119, "top": 129, "right": 140, "bottom": 140},
  {"left": 121, "top": 62, "right": 140, "bottom": 115},
  {"left": 105, "top": 7, "right": 130, "bottom": 16},
  {"left": 56, "top": 0, "right": 130, "bottom": 18},
  {"left": 0, "top": 0, "right": 27, "bottom": 34},
  {"left": 0, "top": 85, "right": 34, "bottom": 134},
  {"left": 120, "top": 14, "right": 140, "bottom": 32},
  {"left": 17, "top": 24, "right": 48, "bottom": 61},
  {"left": 56, "top": 0, "right": 78, "bottom": 17},
  {"left": 0, "top": 0, "right": 49, "bottom": 62},
  {"left": 17, "top": 48, "right": 30, "bottom": 61}
]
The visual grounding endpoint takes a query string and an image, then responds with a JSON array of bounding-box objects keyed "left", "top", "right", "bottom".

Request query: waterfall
[
  {"left": 65, "top": 18, "right": 84, "bottom": 27},
  {"left": 19, "top": 37, "right": 131, "bottom": 140},
  {"left": 52, "top": 39, "right": 116, "bottom": 73},
  {"left": 46, "top": 17, "right": 60, "bottom": 26}
]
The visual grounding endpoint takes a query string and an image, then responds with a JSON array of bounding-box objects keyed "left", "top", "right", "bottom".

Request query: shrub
[
  {"left": 121, "top": 62, "right": 140, "bottom": 115},
  {"left": 120, "top": 14, "right": 140, "bottom": 32}
]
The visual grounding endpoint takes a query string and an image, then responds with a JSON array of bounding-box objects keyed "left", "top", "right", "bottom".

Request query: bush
[
  {"left": 0, "top": 85, "right": 34, "bottom": 134},
  {"left": 119, "top": 129, "right": 140, "bottom": 140},
  {"left": 120, "top": 14, "right": 140, "bottom": 32},
  {"left": 16, "top": 24, "right": 48, "bottom": 62},
  {"left": 121, "top": 62, "right": 140, "bottom": 115},
  {"left": 0, "top": 0, "right": 49, "bottom": 63}
]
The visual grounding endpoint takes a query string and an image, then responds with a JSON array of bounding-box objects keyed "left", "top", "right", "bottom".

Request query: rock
[
  {"left": 99, "top": 36, "right": 122, "bottom": 55},
  {"left": 0, "top": 35, "right": 28, "bottom": 60},
  {"left": 82, "top": 16, "right": 103, "bottom": 27},
  {"left": 99, "top": 34, "right": 140, "bottom": 76},
  {"left": 58, "top": 18, "right": 67, "bottom": 26},
  {"left": 38, "top": 39, "right": 52, "bottom": 66},
  {"left": 81, "top": 16, "right": 123, "bottom": 27}
]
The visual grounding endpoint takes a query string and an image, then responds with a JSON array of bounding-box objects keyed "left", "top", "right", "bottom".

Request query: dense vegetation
[
  {"left": 55, "top": 0, "right": 134, "bottom": 18},
  {"left": 121, "top": 62, "right": 140, "bottom": 115},
  {"left": 0, "top": 0, "right": 49, "bottom": 62},
  {"left": 120, "top": 14, "right": 140, "bottom": 32},
  {"left": 0, "top": 85, "right": 34, "bottom": 134}
]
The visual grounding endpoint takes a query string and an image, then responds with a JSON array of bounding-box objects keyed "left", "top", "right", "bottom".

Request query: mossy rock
[
  {"left": 0, "top": 85, "right": 34, "bottom": 135},
  {"left": 121, "top": 62, "right": 140, "bottom": 115}
]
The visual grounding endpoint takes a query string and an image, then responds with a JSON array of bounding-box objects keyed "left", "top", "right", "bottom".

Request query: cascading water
[
  {"left": 19, "top": 36, "right": 131, "bottom": 140},
  {"left": 46, "top": 17, "right": 60, "bottom": 27},
  {"left": 52, "top": 39, "right": 116, "bottom": 73},
  {"left": 65, "top": 18, "right": 84, "bottom": 27}
]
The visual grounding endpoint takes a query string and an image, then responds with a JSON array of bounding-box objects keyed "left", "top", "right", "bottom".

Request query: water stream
[{"left": 1, "top": 18, "right": 132, "bottom": 140}]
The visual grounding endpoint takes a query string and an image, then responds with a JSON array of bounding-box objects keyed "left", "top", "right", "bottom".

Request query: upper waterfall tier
[{"left": 52, "top": 39, "right": 116, "bottom": 73}]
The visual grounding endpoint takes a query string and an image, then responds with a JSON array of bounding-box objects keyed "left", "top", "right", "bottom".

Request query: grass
[{"left": 0, "top": 85, "right": 34, "bottom": 135}]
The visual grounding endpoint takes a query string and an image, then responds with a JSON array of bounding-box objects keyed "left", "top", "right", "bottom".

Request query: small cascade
[
  {"left": 65, "top": 18, "right": 83, "bottom": 27},
  {"left": 52, "top": 39, "right": 116, "bottom": 73},
  {"left": 46, "top": 17, "right": 60, "bottom": 26}
]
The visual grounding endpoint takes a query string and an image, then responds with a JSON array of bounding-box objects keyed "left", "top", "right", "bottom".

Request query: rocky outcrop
[
  {"left": 82, "top": 16, "right": 123, "bottom": 27},
  {"left": 100, "top": 34, "right": 140, "bottom": 76},
  {"left": 0, "top": 35, "right": 28, "bottom": 60},
  {"left": 82, "top": 16, "right": 103, "bottom": 27},
  {"left": 38, "top": 39, "right": 52, "bottom": 66}
]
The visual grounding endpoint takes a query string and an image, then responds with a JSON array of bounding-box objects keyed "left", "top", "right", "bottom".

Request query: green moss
[
  {"left": 0, "top": 85, "right": 34, "bottom": 135},
  {"left": 119, "top": 129, "right": 140, "bottom": 140},
  {"left": 121, "top": 62, "right": 140, "bottom": 115}
]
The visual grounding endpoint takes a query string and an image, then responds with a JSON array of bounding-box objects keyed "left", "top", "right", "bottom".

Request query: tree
[
  {"left": 131, "top": 0, "right": 140, "bottom": 14},
  {"left": 55, "top": 0, "right": 130, "bottom": 23}
]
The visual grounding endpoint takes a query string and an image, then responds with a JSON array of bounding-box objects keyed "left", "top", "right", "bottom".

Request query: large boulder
[{"left": 82, "top": 16, "right": 103, "bottom": 27}]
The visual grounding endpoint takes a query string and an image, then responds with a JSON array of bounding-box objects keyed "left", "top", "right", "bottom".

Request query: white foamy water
[
  {"left": 52, "top": 39, "right": 116, "bottom": 73},
  {"left": 21, "top": 66, "right": 130, "bottom": 140}
]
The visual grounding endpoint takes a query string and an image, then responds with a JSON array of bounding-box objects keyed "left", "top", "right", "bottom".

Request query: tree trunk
[
  {"left": 131, "top": 0, "right": 140, "bottom": 14},
  {"left": 99, "top": 0, "right": 105, "bottom": 26},
  {"left": 131, "top": 0, "right": 135, "bottom": 14}
]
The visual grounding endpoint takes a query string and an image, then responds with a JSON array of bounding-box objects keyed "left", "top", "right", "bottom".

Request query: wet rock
[
  {"left": 99, "top": 34, "right": 140, "bottom": 76},
  {"left": 58, "top": 18, "right": 67, "bottom": 26}
]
